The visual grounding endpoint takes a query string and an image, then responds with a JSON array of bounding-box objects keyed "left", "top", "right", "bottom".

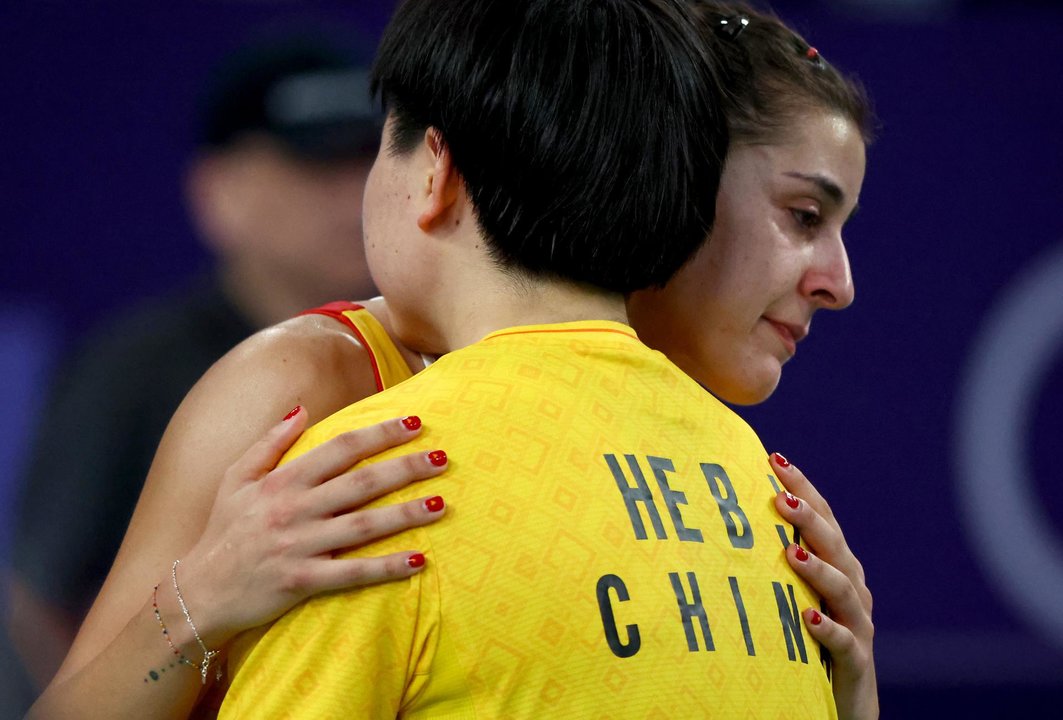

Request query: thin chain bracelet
[
  {"left": 171, "top": 559, "right": 221, "bottom": 684},
  {"left": 151, "top": 584, "right": 197, "bottom": 672}
]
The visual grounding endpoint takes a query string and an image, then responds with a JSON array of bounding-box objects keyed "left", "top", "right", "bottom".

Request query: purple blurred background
[{"left": 2, "top": 0, "right": 1061, "bottom": 716}]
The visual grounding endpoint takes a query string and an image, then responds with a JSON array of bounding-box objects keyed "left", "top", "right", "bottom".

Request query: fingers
[
  {"left": 769, "top": 452, "right": 837, "bottom": 530},
  {"left": 307, "top": 550, "right": 432, "bottom": 594},
  {"left": 276, "top": 415, "right": 427, "bottom": 489},
  {"left": 774, "top": 490, "right": 861, "bottom": 582},
  {"left": 769, "top": 457, "right": 878, "bottom": 718},
  {"left": 801, "top": 606, "right": 876, "bottom": 696},
  {"left": 802, "top": 607, "right": 879, "bottom": 720},
  {"left": 786, "top": 543, "right": 871, "bottom": 637},
  {"left": 303, "top": 494, "right": 447, "bottom": 557},
  {"left": 308, "top": 449, "right": 449, "bottom": 516},
  {"left": 802, "top": 607, "right": 858, "bottom": 665},
  {"left": 771, "top": 454, "right": 871, "bottom": 615},
  {"left": 224, "top": 405, "right": 310, "bottom": 487}
]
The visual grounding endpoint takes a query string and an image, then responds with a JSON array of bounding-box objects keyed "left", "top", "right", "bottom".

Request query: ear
[{"left": 417, "top": 127, "right": 462, "bottom": 232}]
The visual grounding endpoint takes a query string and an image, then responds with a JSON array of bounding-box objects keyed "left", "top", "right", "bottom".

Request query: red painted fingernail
[
  {"left": 810, "top": 609, "right": 823, "bottom": 625},
  {"left": 402, "top": 415, "right": 422, "bottom": 431},
  {"left": 807, "top": 47, "right": 819, "bottom": 60},
  {"left": 773, "top": 452, "right": 791, "bottom": 468},
  {"left": 785, "top": 492, "right": 800, "bottom": 509},
  {"left": 428, "top": 450, "right": 447, "bottom": 467},
  {"left": 795, "top": 546, "right": 810, "bottom": 562},
  {"left": 283, "top": 406, "right": 301, "bottom": 421},
  {"left": 406, "top": 553, "right": 426, "bottom": 568},
  {"left": 424, "top": 496, "right": 445, "bottom": 513}
]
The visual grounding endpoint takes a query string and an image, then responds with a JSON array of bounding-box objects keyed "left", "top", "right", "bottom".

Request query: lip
[{"left": 764, "top": 318, "right": 808, "bottom": 356}]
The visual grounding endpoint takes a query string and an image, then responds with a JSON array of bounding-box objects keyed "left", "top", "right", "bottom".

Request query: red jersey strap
[{"left": 298, "top": 301, "right": 383, "bottom": 392}]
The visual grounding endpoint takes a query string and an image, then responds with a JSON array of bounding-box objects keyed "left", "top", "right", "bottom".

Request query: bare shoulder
[
  {"left": 62, "top": 312, "right": 381, "bottom": 673},
  {"left": 211, "top": 312, "right": 382, "bottom": 420}
]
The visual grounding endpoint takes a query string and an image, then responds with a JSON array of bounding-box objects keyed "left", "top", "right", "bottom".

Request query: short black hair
[{"left": 371, "top": 0, "right": 728, "bottom": 294}]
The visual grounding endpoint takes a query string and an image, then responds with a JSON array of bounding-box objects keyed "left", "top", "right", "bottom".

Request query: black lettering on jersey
[
  {"left": 604, "top": 454, "right": 667, "bottom": 540},
  {"left": 668, "top": 571, "right": 715, "bottom": 652},
  {"left": 819, "top": 601, "right": 833, "bottom": 681},
  {"left": 728, "top": 576, "right": 756, "bottom": 657},
  {"left": 701, "top": 463, "right": 754, "bottom": 549},
  {"left": 774, "top": 525, "right": 795, "bottom": 551},
  {"left": 767, "top": 473, "right": 801, "bottom": 549},
  {"left": 772, "top": 581, "right": 809, "bottom": 664},
  {"left": 596, "top": 574, "right": 641, "bottom": 658},
  {"left": 648, "top": 456, "right": 703, "bottom": 543}
]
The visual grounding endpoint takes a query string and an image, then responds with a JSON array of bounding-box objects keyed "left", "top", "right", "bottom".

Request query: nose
[{"left": 801, "top": 233, "right": 855, "bottom": 310}]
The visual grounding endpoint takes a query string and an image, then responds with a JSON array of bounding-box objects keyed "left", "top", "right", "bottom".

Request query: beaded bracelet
[
  {"left": 171, "top": 559, "right": 222, "bottom": 684},
  {"left": 152, "top": 584, "right": 198, "bottom": 674}
]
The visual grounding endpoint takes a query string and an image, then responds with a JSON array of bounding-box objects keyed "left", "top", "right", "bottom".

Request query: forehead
[{"left": 761, "top": 112, "right": 867, "bottom": 199}]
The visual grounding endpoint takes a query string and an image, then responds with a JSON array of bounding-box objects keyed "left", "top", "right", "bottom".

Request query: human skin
[
  {"left": 633, "top": 110, "right": 872, "bottom": 717},
  {"left": 628, "top": 111, "right": 865, "bottom": 405},
  {"left": 29, "top": 113, "right": 875, "bottom": 720}
]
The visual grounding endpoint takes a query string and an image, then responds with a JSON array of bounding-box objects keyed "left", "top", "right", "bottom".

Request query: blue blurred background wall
[{"left": 2, "top": 0, "right": 1061, "bottom": 716}]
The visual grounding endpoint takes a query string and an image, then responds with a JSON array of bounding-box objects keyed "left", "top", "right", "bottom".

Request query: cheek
[{"left": 362, "top": 170, "right": 382, "bottom": 234}]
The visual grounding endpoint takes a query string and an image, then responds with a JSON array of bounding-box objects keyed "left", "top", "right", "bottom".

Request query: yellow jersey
[{"left": 222, "top": 320, "right": 835, "bottom": 719}]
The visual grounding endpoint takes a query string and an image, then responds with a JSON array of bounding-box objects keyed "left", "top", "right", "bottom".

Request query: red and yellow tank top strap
[{"left": 299, "top": 301, "right": 414, "bottom": 391}]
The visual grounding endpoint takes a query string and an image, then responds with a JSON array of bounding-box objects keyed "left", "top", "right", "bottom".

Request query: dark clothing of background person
[
  {"left": 3, "top": 277, "right": 251, "bottom": 719},
  {"left": 2, "top": 36, "right": 381, "bottom": 714},
  {"left": 12, "top": 276, "right": 252, "bottom": 618}
]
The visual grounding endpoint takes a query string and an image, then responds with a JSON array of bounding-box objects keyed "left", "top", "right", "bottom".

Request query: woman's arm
[
  {"left": 29, "top": 315, "right": 443, "bottom": 720},
  {"left": 768, "top": 452, "right": 878, "bottom": 720}
]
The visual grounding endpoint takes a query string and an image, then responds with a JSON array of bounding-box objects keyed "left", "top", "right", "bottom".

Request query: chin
[
  {"left": 672, "top": 348, "right": 783, "bottom": 406},
  {"left": 701, "top": 365, "right": 782, "bottom": 407}
]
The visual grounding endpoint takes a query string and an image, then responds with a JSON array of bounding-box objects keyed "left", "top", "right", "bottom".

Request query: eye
[{"left": 790, "top": 208, "right": 821, "bottom": 230}]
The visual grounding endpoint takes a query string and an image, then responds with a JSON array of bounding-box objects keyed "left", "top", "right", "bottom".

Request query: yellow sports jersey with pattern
[{"left": 222, "top": 321, "right": 836, "bottom": 720}]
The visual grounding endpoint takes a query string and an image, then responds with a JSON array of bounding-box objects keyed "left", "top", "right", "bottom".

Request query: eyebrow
[
  {"left": 783, "top": 171, "right": 860, "bottom": 223},
  {"left": 783, "top": 171, "right": 844, "bottom": 204}
]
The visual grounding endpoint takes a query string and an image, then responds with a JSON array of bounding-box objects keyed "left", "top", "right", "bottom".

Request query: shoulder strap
[{"left": 298, "top": 302, "right": 414, "bottom": 391}]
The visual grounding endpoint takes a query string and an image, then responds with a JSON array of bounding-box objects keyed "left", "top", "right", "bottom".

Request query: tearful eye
[{"left": 791, "top": 208, "right": 821, "bottom": 229}]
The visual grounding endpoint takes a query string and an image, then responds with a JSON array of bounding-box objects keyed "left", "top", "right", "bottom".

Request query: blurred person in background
[{"left": 3, "top": 33, "right": 381, "bottom": 709}]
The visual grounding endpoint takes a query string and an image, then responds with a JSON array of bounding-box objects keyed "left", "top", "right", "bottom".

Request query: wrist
[
  {"left": 164, "top": 559, "right": 223, "bottom": 684},
  {"left": 165, "top": 552, "right": 236, "bottom": 648}
]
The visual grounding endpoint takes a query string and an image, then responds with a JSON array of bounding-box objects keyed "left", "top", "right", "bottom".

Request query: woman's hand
[
  {"left": 176, "top": 407, "right": 449, "bottom": 646},
  {"left": 769, "top": 452, "right": 878, "bottom": 720}
]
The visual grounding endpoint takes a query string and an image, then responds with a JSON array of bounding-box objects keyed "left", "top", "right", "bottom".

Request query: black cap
[{"left": 199, "top": 36, "right": 382, "bottom": 160}]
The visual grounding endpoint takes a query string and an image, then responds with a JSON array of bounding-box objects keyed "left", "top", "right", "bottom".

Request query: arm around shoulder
[{"left": 33, "top": 316, "right": 379, "bottom": 720}]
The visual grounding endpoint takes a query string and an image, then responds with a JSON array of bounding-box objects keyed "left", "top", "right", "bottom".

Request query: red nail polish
[
  {"left": 810, "top": 609, "right": 822, "bottom": 625},
  {"left": 795, "top": 546, "right": 810, "bottom": 562},
  {"left": 773, "top": 452, "right": 791, "bottom": 468},
  {"left": 428, "top": 450, "right": 447, "bottom": 467},
  {"left": 402, "top": 415, "right": 422, "bottom": 431},
  {"left": 283, "top": 406, "right": 301, "bottom": 421},
  {"left": 424, "top": 496, "right": 445, "bottom": 513},
  {"left": 406, "top": 553, "right": 426, "bottom": 568},
  {"left": 785, "top": 492, "right": 800, "bottom": 510}
]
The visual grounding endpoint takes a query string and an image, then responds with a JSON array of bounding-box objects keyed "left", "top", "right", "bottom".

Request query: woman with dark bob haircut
[{"left": 32, "top": 1, "right": 876, "bottom": 718}]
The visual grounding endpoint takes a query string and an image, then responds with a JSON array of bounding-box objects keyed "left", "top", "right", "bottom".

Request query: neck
[
  {"left": 390, "top": 191, "right": 628, "bottom": 354},
  {"left": 410, "top": 270, "right": 628, "bottom": 355},
  {"left": 458, "top": 279, "right": 628, "bottom": 347}
]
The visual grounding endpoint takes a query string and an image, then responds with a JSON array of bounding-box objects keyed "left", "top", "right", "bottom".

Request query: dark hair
[
  {"left": 691, "top": 1, "right": 875, "bottom": 145},
  {"left": 371, "top": 0, "right": 728, "bottom": 293}
]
